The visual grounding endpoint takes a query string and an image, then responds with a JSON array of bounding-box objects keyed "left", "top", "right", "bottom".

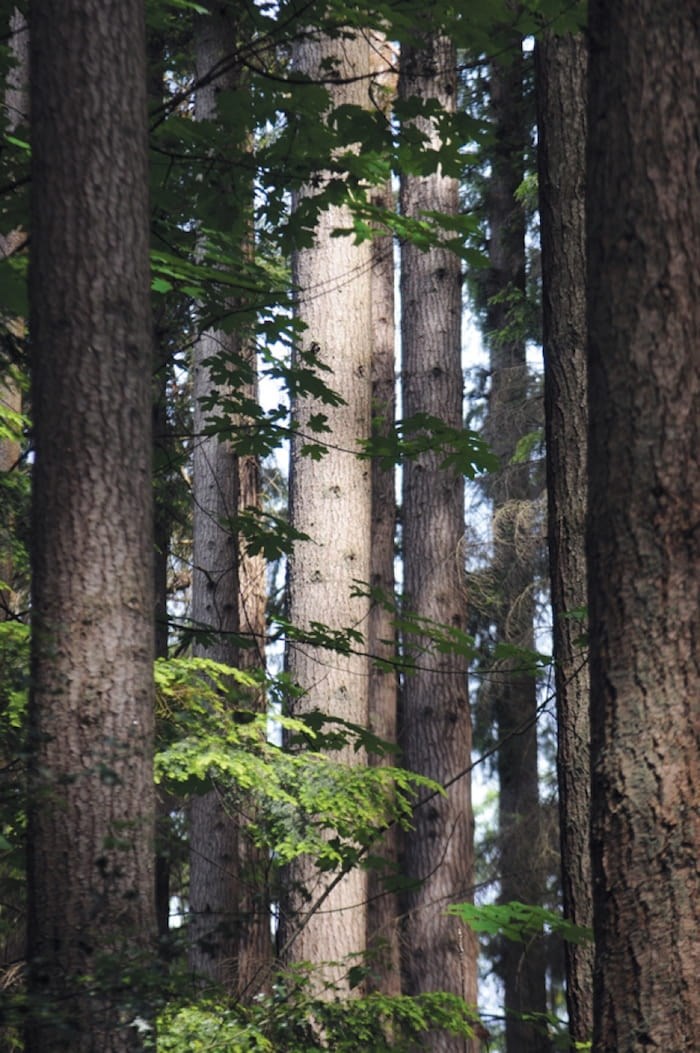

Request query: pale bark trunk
[
  {"left": 27, "top": 2, "right": 155, "bottom": 1049},
  {"left": 536, "top": 30, "right": 593, "bottom": 1045},
  {"left": 587, "top": 4, "right": 700, "bottom": 1050},
  {"left": 484, "top": 43, "right": 549, "bottom": 1053},
  {"left": 284, "top": 28, "right": 373, "bottom": 990},
  {"left": 399, "top": 35, "right": 478, "bottom": 1050}
]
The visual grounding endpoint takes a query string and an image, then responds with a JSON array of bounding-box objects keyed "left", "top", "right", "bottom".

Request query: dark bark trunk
[
  {"left": 587, "top": 4, "right": 700, "bottom": 1049},
  {"left": 27, "top": 2, "right": 155, "bottom": 1049},
  {"left": 535, "top": 29, "right": 593, "bottom": 1046},
  {"left": 366, "top": 144, "right": 401, "bottom": 994},
  {"left": 399, "top": 35, "right": 478, "bottom": 1051},
  {"left": 484, "top": 41, "right": 550, "bottom": 1053}
]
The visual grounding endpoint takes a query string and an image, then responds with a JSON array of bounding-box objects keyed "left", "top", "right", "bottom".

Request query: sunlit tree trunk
[
  {"left": 398, "top": 34, "right": 478, "bottom": 1050},
  {"left": 26, "top": 2, "right": 155, "bottom": 1049},
  {"left": 536, "top": 28, "right": 593, "bottom": 1046},
  {"left": 283, "top": 27, "right": 373, "bottom": 991},
  {"left": 484, "top": 40, "right": 549, "bottom": 1053},
  {"left": 587, "top": 4, "right": 700, "bottom": 1049}
]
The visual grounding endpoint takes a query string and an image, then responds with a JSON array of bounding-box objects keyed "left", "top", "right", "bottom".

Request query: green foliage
[
  {"left": 156, "top": 979, "right": 480, "bottom": 1052},
  {"left": 447, "top": 900, "right": 593, "bottom": 946},
  {"left": 155, "top": 657, "right": 437, "bottom": 872},
  {"left": 361, "top": 412, "right": 499, "bottom": 477}
]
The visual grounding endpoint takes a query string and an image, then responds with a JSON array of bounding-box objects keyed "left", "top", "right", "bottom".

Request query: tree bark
[
  {"left": 366, "top": 36, "right": 400, "bottom": 991},
  {"left": 398, "top": 35, "right": 478, "bottom": 1050},
  {"left": 27, "top": 2, "right": 155, "bottom": 1049},
  {"left": 186, "top": 6, "right": 271, "bottom": 996},
  {"left": 535, "top": 29, "right": 593, "bottom": 1046},
  {"left": 283, "top": 27, "right": 373, "bottom": 991},
  {"left": 483, "top": 41, "right": 549, "bottom": 1053},
  {"left": 587, "top": 4, "right": 700, "bottom": 1050}
]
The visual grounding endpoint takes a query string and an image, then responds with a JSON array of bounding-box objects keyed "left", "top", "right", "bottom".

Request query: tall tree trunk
[
  {"left": 234, "top": 366, "right": 272, "bottom": 997},
  {"left": 187, "top": 5, "right": 271, "bottom": 995},
  {"left": 26, "top": 2, "right": 155, "bottom": 1049},
  {"left": 535, "top": 29, "right": 593, "bottom": 1046},
  {"left": 147, "top": 24, "right": 177, "bottom": 946},
  {"left": 399, "top": 35, "right": 478, "bottom": 1049},
  {"left": 586, "top": 4, "right": 700, "bottom": 1050},
  {"left": 187, "top": 8, "right": 242, "bottom": 993},
  {"left": 283, "top": 27, "right": 373, "bottom": 991},
  {"left": 484, "top": 41, "right": 549, "bottom": 1053},
  {"left": 365, "top": 35, "right": 400, "bottom": 994}
]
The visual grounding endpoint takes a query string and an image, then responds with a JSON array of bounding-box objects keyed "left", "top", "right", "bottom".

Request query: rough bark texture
[
  {"left": 188, "top": 6, "right": 272, "bottom": 996},
  {"left": 399, "top": 36, "right": 478, "bottom": 1049},
  {"left": 234, "top": 364, "right": 272, "bottom": 997},
  {"left": 284, "top": 29, "right": 373, "bottom": 989},
  {"left": 187, "top": 9, "right": 243, "bottom": 992},
  {"left": 586, "top": 4, "right": 700, "bottom": 1050},
  {"left": 365, "top": 37, "right": 400, "bottom": 986},
  {"left": 484, "top": 44, "right": 549, "bottom": 1053},
  {"left": 27, "top": 3, "right": 155, "bottom": 1049},
  {"left": 535, "top": 30, "right": 593, "bottom": 1046}
]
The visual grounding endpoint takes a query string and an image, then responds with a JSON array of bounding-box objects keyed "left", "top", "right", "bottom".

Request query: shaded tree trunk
[
  {"left": 483, "top": 40, "right": 549, "bottom": 1053},
  {"left": 398, "top": 34, "right": 478, "bottom": 1050},
  {"left": 535, "top": 28, "right": 593, "bottom": 1046},
  {"left": 26, "top": 2, "right": 155, "bottom": 1049},
  {"left": 283, "top": 27, "right": 373, "bottom": 991},
  {"left": 586, "top": 4, "right": 700, "bottom": 1050},
  {"left": 186, "top": 5, "right": 271, "bottom": 995},
  {"left": 365, "top": 36, "right": 400, "bottom": 993}
]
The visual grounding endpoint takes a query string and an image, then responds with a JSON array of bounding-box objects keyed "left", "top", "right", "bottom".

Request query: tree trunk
[
  {"left": 26, "top": 2, "right": 155, "bottom": 1049},
  {"left": 399, "top": 35, "right": 478, "bottom": 1049},
  {"left": 187, "top": 8, "right": 242, "bottom": 992},
  {"left": 535, "top": 29, "right": 593, "bottom": 1046},
  {"left": 483, "top": 41, "right": 549, "bottom": 1053},
  {"left": 366, "top": 36, "right": 400, "bottom": 992},
  {"left": 187, "top": 5, "right": 271, "bottom": 996},
  {"left": 586, "top": 4, "right": 700, "bottom": 1050},
  {"left": 283, "top": 27, "right": 373, "bottom": 991}
]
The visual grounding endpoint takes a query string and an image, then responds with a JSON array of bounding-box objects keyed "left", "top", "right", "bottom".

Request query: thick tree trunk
[
  {"left": 484, "top": 43, "right": 549, "bottom": 1053},
  {"left": 26, "top": 2, "right": 155, "bottom": 1049},
  {"left": 284, "top": 28, "right": 373, "bottom": 990},
  {"left": 535, "top": 30, "right": 593, "bottom": 1046},
  {"left": 587, "top": 4, "right": 700, "bottom": 1050},
  {"left": 399, "top": 35, "right": 478, "bottom": 1050}
]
